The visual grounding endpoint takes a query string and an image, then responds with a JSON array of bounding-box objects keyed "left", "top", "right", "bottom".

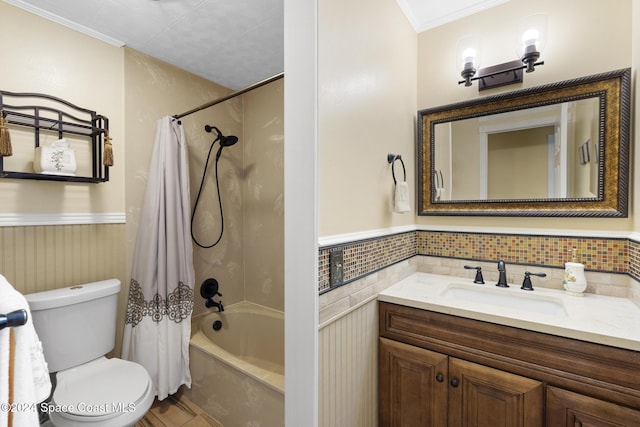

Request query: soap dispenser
[{"left": 563, "top": 248, "right": 587, "bottom": 296}]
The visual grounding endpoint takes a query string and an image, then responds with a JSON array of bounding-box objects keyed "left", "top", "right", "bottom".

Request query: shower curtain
[{"left": 122, "top": 116, "right": 195, "bottom": 400}]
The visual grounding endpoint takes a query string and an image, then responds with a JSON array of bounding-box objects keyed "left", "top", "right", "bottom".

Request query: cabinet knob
[
  {"left": 450, "top": 379, "right": 459, "bottom": 387},
  {"left": 436, "top": 373, "right": 444, "bottom": 382}
]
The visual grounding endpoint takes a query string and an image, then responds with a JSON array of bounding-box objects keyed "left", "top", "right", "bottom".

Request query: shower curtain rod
[{"left": 174, "top": 72, "right": 284, "bottom": 120}]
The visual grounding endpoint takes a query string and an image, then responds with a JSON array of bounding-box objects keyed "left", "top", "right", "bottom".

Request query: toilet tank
[{"left": 25, "top": 279, "right": 121, "bottom": 373}]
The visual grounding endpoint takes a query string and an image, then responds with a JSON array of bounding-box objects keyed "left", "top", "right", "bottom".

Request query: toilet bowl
[
  {"left": 25, "top": 280, "right": 155, "bottom": 426},
  {"left": 46, "top": 357, "right": 154, "bottom": 427}
]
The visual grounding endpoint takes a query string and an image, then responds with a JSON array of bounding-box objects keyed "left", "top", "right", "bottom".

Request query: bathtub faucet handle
[{"left": 201, "top": 278, "right": 224, "bottom": 312}]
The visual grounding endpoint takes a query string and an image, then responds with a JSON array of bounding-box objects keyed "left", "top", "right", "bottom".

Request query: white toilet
[{"left": 25, "top": 279, "right": 154, "bottom": 427}]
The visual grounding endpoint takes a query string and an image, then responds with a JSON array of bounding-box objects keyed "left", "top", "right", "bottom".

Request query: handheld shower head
[
  {"left": 204, "top": 125, "right": 239, "bottom": 161},
  {"left": 204, "top": 125, "right": 238, "bottom": 147},
  {"left": 220, "top": 135, "right": 238, "bottom": 147}
]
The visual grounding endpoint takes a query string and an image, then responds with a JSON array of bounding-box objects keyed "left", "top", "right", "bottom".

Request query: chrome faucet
[{"left": 496, "top": 260, "right": 509, "bottom": 287}]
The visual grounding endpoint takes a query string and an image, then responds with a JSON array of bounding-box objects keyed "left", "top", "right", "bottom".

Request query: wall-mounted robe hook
[{"left": 387, "top": 153, "right": 406, "bottom": 184}]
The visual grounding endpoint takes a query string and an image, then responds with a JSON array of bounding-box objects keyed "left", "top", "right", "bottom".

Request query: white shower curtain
[{"left": 122, "top": 116, "right": 195, "bottom": 400}]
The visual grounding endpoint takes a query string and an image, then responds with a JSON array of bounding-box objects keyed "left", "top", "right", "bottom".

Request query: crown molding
[{"left": 3, "top": 0, "right": 125, "bottom": 47}]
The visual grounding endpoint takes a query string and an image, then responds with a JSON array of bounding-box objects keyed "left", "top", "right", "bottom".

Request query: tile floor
[{"left": 135, "top": 392, "right": 223, "bottom": 427}]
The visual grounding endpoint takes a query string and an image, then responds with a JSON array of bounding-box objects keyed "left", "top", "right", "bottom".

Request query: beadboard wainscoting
[
  {"left": 319, "top": 299, "right": 378, "bottom": 427},
  {"left": 0, "top": 223, "right": 126, "bottom": 293},
  {"left": 318, "top": 259, "right": 418, "bottom": 427},
  {"left": 0, "top": 222, "right": 128, "bottom": 355}
]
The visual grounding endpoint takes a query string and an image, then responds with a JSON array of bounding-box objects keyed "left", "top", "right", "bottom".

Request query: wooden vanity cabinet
[
  {"left": 380, "top": 338, "right": 543, "bottom": 427},
  {"left": 379, "top": 338, "right": 448, "bottom": 426},
  {"left": 545, "top": 387, "right": 640, "bottom": 426},
  {"left": 379, "top": 302, "right": 640, "bottom": 427}
]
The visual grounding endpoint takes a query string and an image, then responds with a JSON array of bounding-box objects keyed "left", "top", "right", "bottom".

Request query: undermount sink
[{"left": 441, "top": 285, "right": 567, "bottom": 317}]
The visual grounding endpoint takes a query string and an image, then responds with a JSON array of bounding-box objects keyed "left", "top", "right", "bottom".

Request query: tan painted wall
[
  {"left": 0, "top": 2, "right": 125, "bottom": 215},
  {"left": 318, "top": 0, "right": 417, "bottom": 237},
  {"left": 417, "top": 0, "right": 633, "bottom": 232},
  {"left": 0, "top": 2, "right": 128, "bottom": 355},
  {"left": 450, "top": 118, "right": 481, "bottom": 199},
  {"left": 487, "top": 127, "right": 550, "bottom": 199}
]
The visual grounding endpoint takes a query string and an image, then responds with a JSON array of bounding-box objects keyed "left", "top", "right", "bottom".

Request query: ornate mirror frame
[{"left": 417, "top": 68, "right": 631, "bottom": 217}]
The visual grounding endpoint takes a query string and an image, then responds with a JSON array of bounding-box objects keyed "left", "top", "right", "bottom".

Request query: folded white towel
[
  {"left": 0, "top": 275, "right": 51, "bottom": 427},
  {"left": 394, "top": 181, "right": 411, "bottom": 213},
  {"left": 34, "top": 138, "right": 77, "bottom": 176}
]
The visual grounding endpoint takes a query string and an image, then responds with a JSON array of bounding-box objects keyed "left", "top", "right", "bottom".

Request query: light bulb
[
  {"left": 522, "top": 28, "right": 539, "bottom": 52},
  {"left": 462, "top": 48, "right": 477, "bottom": 69}
]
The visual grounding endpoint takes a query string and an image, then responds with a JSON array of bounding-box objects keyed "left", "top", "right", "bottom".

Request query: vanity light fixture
[
  {"left": 457, "top": 14, "right": 547, "bottom": 91},
  {"left": 459, "top": 47, "right": 478, "bottom": 87}
]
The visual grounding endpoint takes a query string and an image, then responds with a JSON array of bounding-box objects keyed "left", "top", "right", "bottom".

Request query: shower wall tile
[
  {"left": 242, "top": 78, "right": 284, "bottom": 312},
  {"left": 124, "top": 48, "right": 246, "bottom": 317}
]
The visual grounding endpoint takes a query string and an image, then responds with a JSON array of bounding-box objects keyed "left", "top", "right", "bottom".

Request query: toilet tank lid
[{"left": 25, "top": 279, "right": 121, "bottom": 311}]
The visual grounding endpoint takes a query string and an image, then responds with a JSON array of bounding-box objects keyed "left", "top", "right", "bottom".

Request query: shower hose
[{"left": 191, "top": 139, "right": 226, "bottom": 248}]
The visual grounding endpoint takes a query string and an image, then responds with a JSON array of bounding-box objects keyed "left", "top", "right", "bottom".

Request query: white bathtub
[{"left": 185, "top": 301, "right": 284, "bottom": 426}]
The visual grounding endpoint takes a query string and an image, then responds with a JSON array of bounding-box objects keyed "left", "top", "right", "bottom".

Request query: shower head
[
  {"left": 220, "top": 135, "right": 238, "bottom": 147},
  {"left": 204, "top": 125, "right": 239, "bottom": 147}
]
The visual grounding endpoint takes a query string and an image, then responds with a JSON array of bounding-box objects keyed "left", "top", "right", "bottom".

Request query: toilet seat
[{"left": 50, "top": 357, "right": 153, "bottom": 426}]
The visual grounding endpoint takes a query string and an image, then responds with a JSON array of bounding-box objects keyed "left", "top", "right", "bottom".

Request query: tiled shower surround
[{"left": 319, "top": 230, "right": 640, "bottom": 293}]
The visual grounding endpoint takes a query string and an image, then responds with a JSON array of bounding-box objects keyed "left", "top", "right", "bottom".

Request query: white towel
[
  {"left": 0, "top": 275, "right": 51, "bottom": 427},
  {"left": 394, "top": 181, "right": 411, "bottom": 213}
]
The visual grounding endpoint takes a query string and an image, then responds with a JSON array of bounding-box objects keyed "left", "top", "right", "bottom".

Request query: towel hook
[{"left": 387, "top": 153, "right": 406, "bottom": 184}]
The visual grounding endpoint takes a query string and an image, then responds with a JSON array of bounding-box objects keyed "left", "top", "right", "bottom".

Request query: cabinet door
[
  {"left": 546, "top": 386, "right": 640, "bottom": 426},
  {"left": 448, "top": 357, "right": 543, "bottom": 427},
  {"left": 379, "top": 337, "right": 448, "bottom": 427}
]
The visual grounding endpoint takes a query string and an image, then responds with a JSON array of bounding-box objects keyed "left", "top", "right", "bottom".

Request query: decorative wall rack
[{"left": 0, "top": 90, "right": 110, "bottom": 183}]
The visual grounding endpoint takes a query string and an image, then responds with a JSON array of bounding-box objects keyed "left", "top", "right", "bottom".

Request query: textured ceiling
[{"left": 4, "top": 0, "right": 507, "bottom": 90}]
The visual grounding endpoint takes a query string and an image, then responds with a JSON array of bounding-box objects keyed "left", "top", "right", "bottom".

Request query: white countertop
[{"left": 378, "top": 272, "right": 640, "bottom": 351}]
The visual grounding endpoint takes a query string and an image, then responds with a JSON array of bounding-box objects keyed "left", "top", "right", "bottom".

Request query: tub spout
[{"left": 206, "top": 299, "right": 224, "bottom": 312}]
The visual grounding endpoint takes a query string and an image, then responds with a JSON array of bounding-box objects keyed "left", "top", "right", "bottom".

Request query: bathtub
[{"left": 185, "top": 301, "right": 284, "bottom": 427}]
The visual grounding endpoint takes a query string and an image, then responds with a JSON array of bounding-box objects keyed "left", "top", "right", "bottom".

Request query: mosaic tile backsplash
[
  {"left": 319, "top": 230, "right": 638, "bottom": 293},
  {"left": 319, "top": 232, "right": 416, "bottom": 293}
]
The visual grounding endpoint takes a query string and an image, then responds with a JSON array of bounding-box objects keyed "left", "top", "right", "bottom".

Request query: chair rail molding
[{"left": 0, "top": 213, "right": 126, "bottom": 227}]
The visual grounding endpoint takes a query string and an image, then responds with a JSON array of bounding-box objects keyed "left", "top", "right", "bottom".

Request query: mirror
[{"left": 418, "top": 68, "right": 630, "bottom": 217}]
